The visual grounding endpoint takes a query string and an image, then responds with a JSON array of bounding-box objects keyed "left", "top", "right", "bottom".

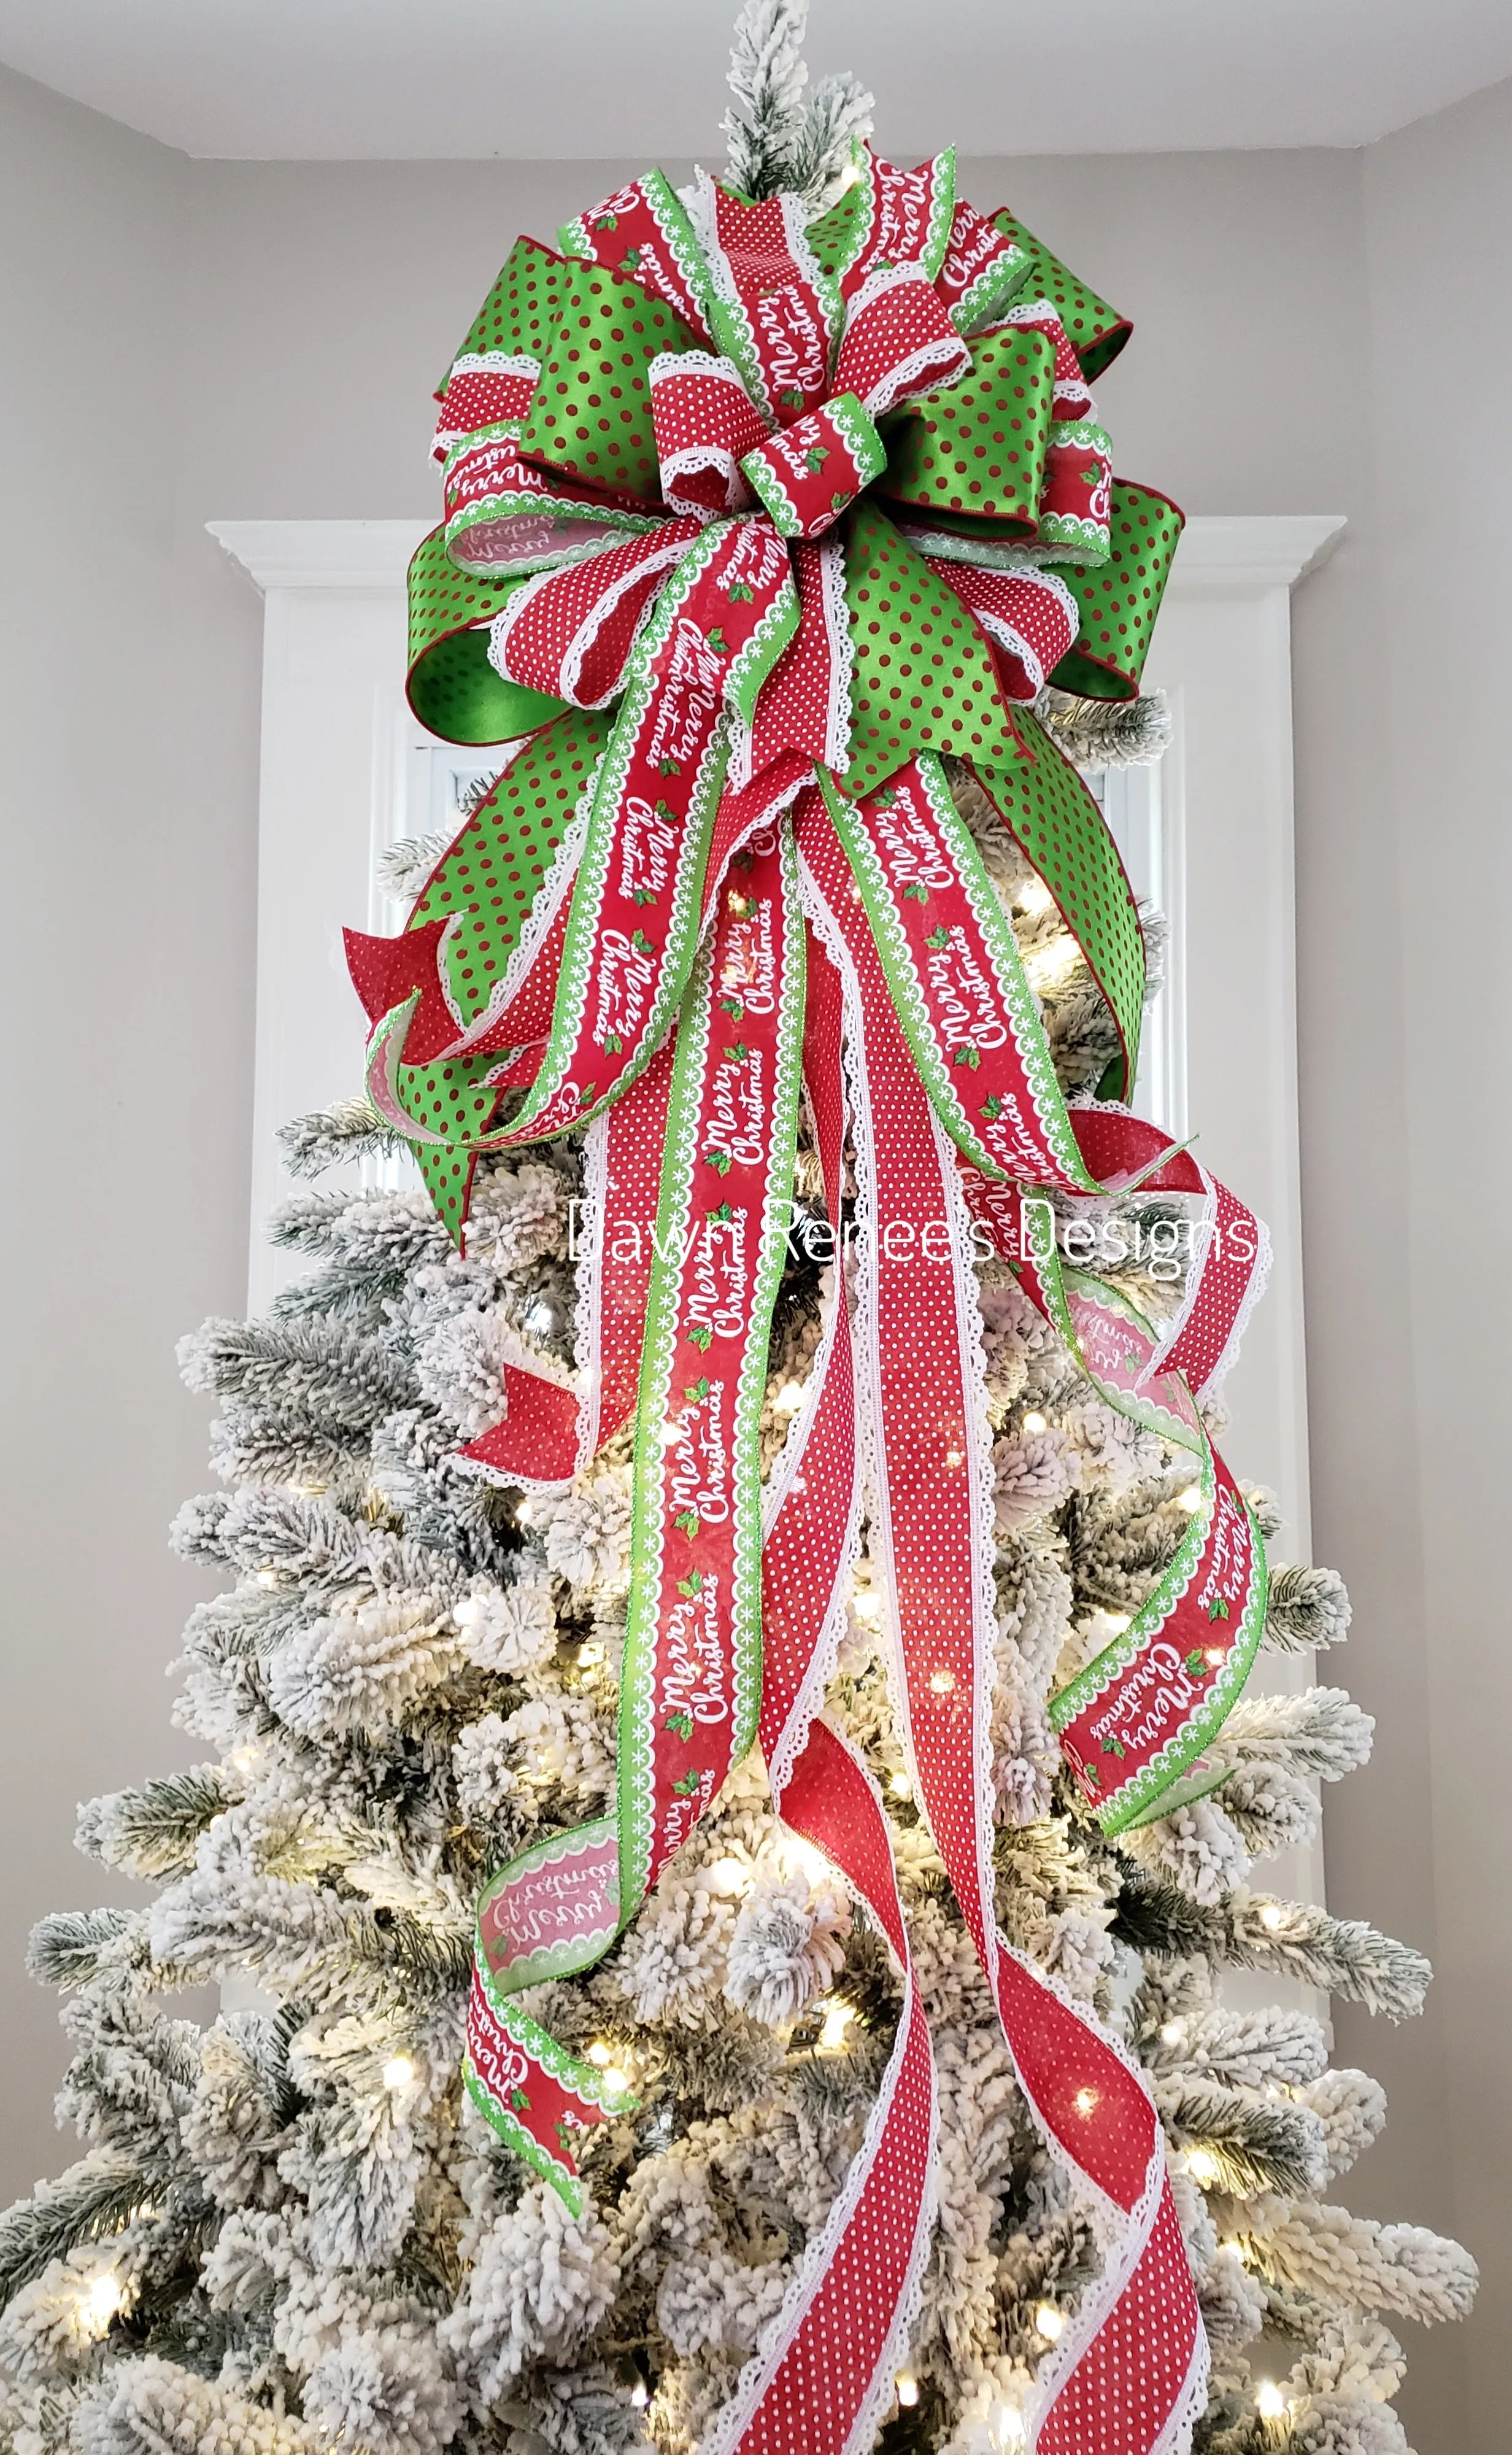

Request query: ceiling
[{"left": 1, "top": 0, "right": 1508, "bottom": 162}]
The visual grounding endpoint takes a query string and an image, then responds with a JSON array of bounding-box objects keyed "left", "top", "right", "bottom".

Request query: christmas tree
[{"left": 0, "top": 10, "right": 1475, "bottom": 2455}]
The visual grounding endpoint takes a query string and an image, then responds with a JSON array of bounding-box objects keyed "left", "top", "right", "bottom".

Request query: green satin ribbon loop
[{"left": 406, "top": 527, "right": 571, "bottom": 745}]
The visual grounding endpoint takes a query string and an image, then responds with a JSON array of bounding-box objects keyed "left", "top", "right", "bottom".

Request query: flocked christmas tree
[{"left": 0, "top": 10, "right": 1476, "bottom": 2455}]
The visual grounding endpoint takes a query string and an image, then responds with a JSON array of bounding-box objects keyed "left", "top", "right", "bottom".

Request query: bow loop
[{"left": 741, "top": 393, "right": 885, "bottom": 539}]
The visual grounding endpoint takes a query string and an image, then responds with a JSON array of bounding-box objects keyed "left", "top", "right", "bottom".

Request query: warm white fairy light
[
  {"left": 516, "top": 1499, "right": 533, "bottom": 1524},
  {"left": 256, "top": 1567, "right": 280, "bottom": 1588},
  {"left": 1259, "top": 1903, "right": 1286, "bottom": 1932},
  {"left": 523, "top": 1299, "right": 554, "bottom": 1336},
  {"left": 707, "top": 1856, "right": 752, "bottom": 1896},
  {"left": 82, "top": 2271, "right": 125, "bottom": 2333},
  {"left": 929, "top": 1666, "right": 956, "bottom": 1695},
  {"left": 1073, "top": 2086, "right": 1100, "bottom": 2117},
  {"left": 382, "top": 2054, "right": 415, "bottom": 2091},
  {"left": 1159, "top": 2019, "right": 1186, "bottom": 2046},
  {"left": 817, "top": 1999, "right": 855, "bottom": 2052},
  {"left": 991, "top": 2402, "right": 1027, "bottom": 2449},
  {"left": 852, "top": 1588, "right": 882, "bottom": 1622},
  {"left": 1021, "top": 1410, "right": 1047, "bottom": 1435},
  {"left": 781, "top": 1833, "right": 831, "bottom": 1885},
  {"left": 1103, "top": 1610, "right": 1131, "bottom": 1632},
  {"left": 1027, "top": 934, "right": 1081, "bottom": 984},
  {"left": 1034, "top": 2302, "right": 1063, "bottom": 2343},
  {"left": 890, "top": 1770, "right": 912, "bottom": 1799},
  {"left": 1205, "top": 1645, "right": 1225, "bottom": 1666},
  {"left": 1019, "top": 877, "right": 1055, "bottom": 916},
  {"left": 773, "top": 1380, "right": 804, "bottom": 1415},
  {"left": 601, "top": 2065, "right": 630, "bottom": 2096},
  {"left": 587, "top": 2041, "right": 613, "bottom": 2066},
  {"left": 630, "top": 2379, "right": 649, "bottom": 2408},
  {"left": 1256, "top": 2381, "right": 1287, "bottom": 2421},
  {"left": 1175, "top": 1485, "right": 1203, "bottom": 1513},
  {"left": 895, "top": 2374, "right": 920, "bottom": 2408},
  {"left": 1186, "top": 2149, "right": 1220, "bottom": 2186}
]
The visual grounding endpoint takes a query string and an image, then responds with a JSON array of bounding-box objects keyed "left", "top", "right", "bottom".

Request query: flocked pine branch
[
  {"left": 722, "top": 0, "right": 873, "bottom": 210},
  {"left": 1036, "top": 687, "right": 1173, "bottom": 771}
]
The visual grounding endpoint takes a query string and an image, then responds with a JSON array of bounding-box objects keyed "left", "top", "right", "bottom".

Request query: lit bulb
[
  {"left": 1103, "top": 1610, "right": 1131, "bottom": 1633},
  {"left": 1073, "top": 2086, "right": 1100, "bottom": 2117},
  {"left": 382, "top": 2054, "right": 415, "bottom": 2091},
  {"left": 1259, "top": 1903, "right": 1285, "bottom": 1933},
  {"left": 230, "top": 1744, "right": 260, "bottom": 1774},
  {"left": 516, "top": 1500, "right": 533, "bottom": 1525},
  {"left": 852, "top": 1588, "right": 881, "bottom": 1622},
  {"left": 523, "top": 1299, "right": 554, "bottom": 1336},
  {"left": 992, "top": 2403, "right": 1027, "bottom": 2449},
  {"left": 601, "top": 2066, "right": 630, "bottom": 2095},
  {"left": 890, "top": 1771, "right": 912, "bottom": 1799},
  {"left": 1019, "top": 877, "right": 1054, "bottom": 915},
  {"left": 631, "top": 2379, "right": 649, "bottom": 2408},
  {"left": 1022, "top": 1411, "right": 1047, "bottom": 1435},
  {"left": 895, "top": 2374, "right": 920, "bottom": 2408},
  {"left": 83, "top": 2272, "right": 123, "bottom": 2331},
  {"left": 1175, "top": 1485, "right": 1203, "bottom": 1513},
  {"left": 1159, "top": 2020, "right": 1186, "bottom": 2046},
  {"left": 773, "top": 1380, "right": 804, "bottom": 1415},
  {"left": 707, "top": 1856, "right": 751, "bottom": 1896},
  {"left": 1187, "top": 2149, "right": 1219, "bottom": 2186},
  {"left": 1204, "top": 1645, "right": 1225, "bottom": 1666},
  {"left": 928, "top": 1666, "right": 956, "bottom": 1696},
  {"left": 1034, "top": 2302, "right": 1063, "bottom": 2342},
  {"left": 256, "top": 1567, "right": 279, "bottom": 1588},
  {"left": 1256, "top": 2382, "right": 1287, "bottom": 2421},
  {"left": 782, "top": 1834, "right": 831, "bottom": 1884},
  {"left": 579, "top": 1642, "right": 603, "bottom": 1667},
  {"left": 1027, "top": 934, "right": 1081, "bottom": 983},
  {"left": 817, "top": 2000, "right": 854, "bottom": 2052},
  {"left": 587, "top": 2041, "right": 613, "bottom": 2066}
]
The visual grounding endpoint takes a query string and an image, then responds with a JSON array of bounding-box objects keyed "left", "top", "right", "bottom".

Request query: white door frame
[{"left": 209, "top": 510, "right": 1343, "bottom": 1577}]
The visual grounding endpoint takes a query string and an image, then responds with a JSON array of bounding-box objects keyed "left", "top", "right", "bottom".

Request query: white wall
[{"left": 1, "top": 52, "right": 1506, "bottom": 2448}]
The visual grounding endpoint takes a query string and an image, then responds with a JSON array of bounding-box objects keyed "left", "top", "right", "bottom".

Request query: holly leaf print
[
  {"left": 671, "top": 1768, "right": 703, "bottom": 1796},
  {"left": 705, "top": 627, "right": 730, "bottom": 655},
  {"left": 673, "top": 1508, "right": 700, "bottom": 1539},
  {"left": 687, "top": 1325, "right": 713, "bottom": 1352},
  {"left": 703, "top": 1149, "right": 733, "bottom": 1175},
  {"left": 684, "top": 1379, "right": 710, "bottom": 1403},
  {"left": 925, "top": 926, "right": 951, "bottom": 950},
  {"left": 981, "top": 1094, "right": 1004, "bottom": 1121},
  {"left": 663, "top": 1709, "right": 694, "bottom": 1739}
]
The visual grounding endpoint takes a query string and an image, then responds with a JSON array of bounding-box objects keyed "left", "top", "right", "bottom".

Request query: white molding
[
  {"left": 1168, "top": 513, "right": 1346, "bottom": 593},
  {"left": 209, "top": 512, "right": 1348, "bottom": 600},
  {"left": 209, "top": 517, "right": 430, "bottom": 592}
]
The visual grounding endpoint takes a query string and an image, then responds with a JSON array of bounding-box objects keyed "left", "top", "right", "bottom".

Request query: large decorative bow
[{"left": 346, "top": 150, "right": 1267, "bottom": 2455}]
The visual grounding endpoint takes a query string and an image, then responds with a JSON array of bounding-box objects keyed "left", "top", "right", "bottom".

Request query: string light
[
  {"left": 1022, "top": 1411, "right": 1047, "bottom": 1435},
  {"left": 1256, "top": 2382, "right": 1287, "bottom": 2421},
  {"left": 944, "top": 1448, "right": 964, "bottom": 1468},
  {"left": 1259, "top": 1903, "right": 1286, "bottom": 1932},
  {"left": 1186, "top": 2149, "right": 1220, "bottom": 2186},
  {"left": 630, "top": 2379, "right": 649, "bottom": 2408},
  {"left": 382, "top": 2055, "right": 415, "bottom": 2091},
  {"left": 256, "top": 1567, "right": 280, "bottom": 1588},
  {"left": 1159, "top": 2020, "right": 1186, "bottom": 2046},
  {"left": 600, "top": 2065, "right": 630, "bottom": 2095},
  {"left": 895, "top": 2375, "right": 920, "bottom": 2408},
  {"left": 991, "top": 2403, "right": 1027, "bottom": 2449},
  {"left": 1034, "top": 2302, "right": 1063, "bottom": 2342},
  {"left": 523, "top": 1299, "right": 554, "bottom": 1336},
  {"left": 516, "top": 1500, "right": 533, "bottom": 1525},
  {"left": 890, "top": 1771, "right": 912, "bottom": 1799},
  {"left": 1027, "top": 935, "right": 1080, "bottom": 984},
  {"left": 1103, "top": 1610, "right": 1131, "bottom": 1632},
  {"left": 852, "top": 1588, "right": 882, "bottom": 1622},
  {"left": 1205, "top": 1646, "right": 1225, "bottom": 1666},
  {"left": 82, "top": 2272, "right": 124, "bottom": 2333},
  {"left": 707, "top": 1857, "right": 752, "bottom": 1896},
  {"left": 929, "top": 1666, "right": 956, "bottom": 1695},
  {"left": 1073, "top": 2086, "right": 1100, "bottom": 2117},
  {"left": 587, "top": 2041, "right": 613, "bottom": 2066},
  {"left": 781, "top": 1833, "right": 831, "bottom": 1885},
  {"left": 1176, "top": 1485, "right": 1203, "bottom": 1513},
  {"left": 773, "top": 1380, "right": 804, "bottom": 1415},
  {"left": 817, "top": 2000, "right": 855, "bottom": 2052},
  {"left": 1019, "top": 878, "right": 1055, "bottom": 916}
]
